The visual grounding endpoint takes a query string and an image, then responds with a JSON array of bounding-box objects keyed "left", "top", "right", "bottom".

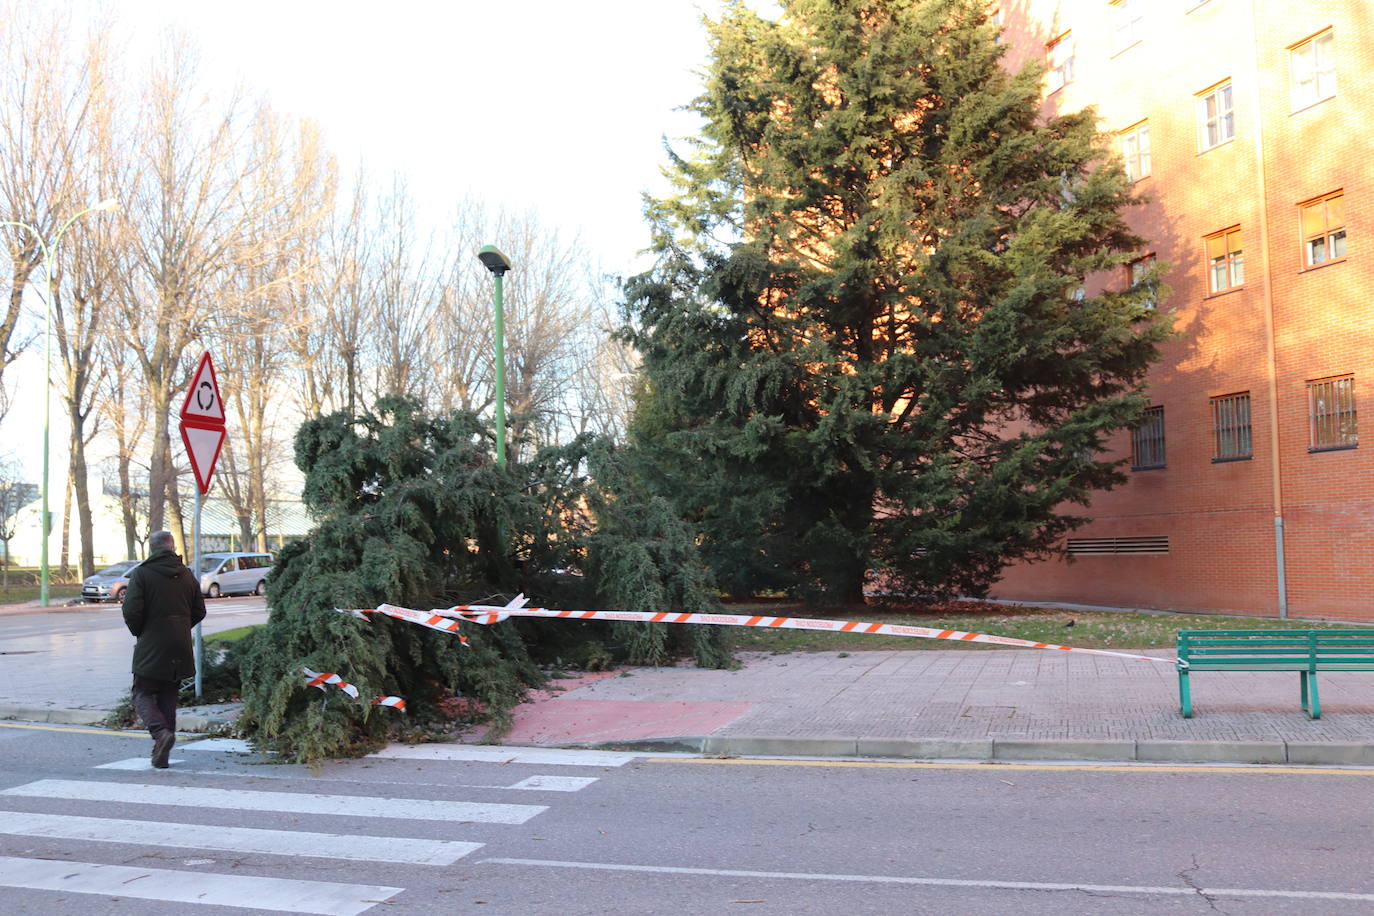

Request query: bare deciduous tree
[{"left": 0, "top": 454, "right": 37, "bottom": 587}]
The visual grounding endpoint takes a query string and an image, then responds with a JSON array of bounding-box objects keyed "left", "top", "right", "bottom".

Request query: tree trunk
[
  {"left": 71, "top": 423, "right": 95, "bottom": 578},
  {"left": 60, "top": 452, "right": 73, "bottom": 578},
  {"left": 167, "top": 485, "right": 187, "bottom": 557},
  {"left": 146, "top": 386, "right": 173, "bottom": 532},
  {"left": 117, "top": 455, "right": 138, "bottom": 560}
]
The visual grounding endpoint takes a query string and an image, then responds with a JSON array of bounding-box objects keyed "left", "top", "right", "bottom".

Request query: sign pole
[
  {"left": 178, "top": 351, "right": 226, "bottom": 702},
  {"left": 193, "top": 487, "right": 203, "bottom": 698}
]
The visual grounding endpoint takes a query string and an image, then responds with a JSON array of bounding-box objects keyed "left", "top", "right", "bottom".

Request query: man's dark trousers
[{"left": 131, "top": 674, "right": 181, "bottom": 741}]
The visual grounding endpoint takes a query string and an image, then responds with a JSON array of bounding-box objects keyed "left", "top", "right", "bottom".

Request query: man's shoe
[{"left": 151, "top": 732, "right": 175, "bottom": 769}]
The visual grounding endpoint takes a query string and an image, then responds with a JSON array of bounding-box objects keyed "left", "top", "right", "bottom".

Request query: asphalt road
[
  {"left": 2, "top": 724, "right": 1373, "bottom": 915},
  {"left": 0, "top": 597, "right": 270, "bottom": 718},
  {"left": 0, "top": 594, "right": 269, "bottom": 634}
]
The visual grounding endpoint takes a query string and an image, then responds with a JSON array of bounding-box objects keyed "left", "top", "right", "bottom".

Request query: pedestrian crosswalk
[
  {"left": 0, "top": 740, "right": 634, "bottom": 913},
  {"left": 0, "top": 855, "right": 401, "bottom": 916},
  {"left": 4, "top": 778, "right": 548, "bottom": 824}
]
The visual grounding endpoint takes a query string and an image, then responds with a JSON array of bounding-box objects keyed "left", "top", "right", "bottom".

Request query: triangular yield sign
[
  {"left": 180, "top": 351, "right": 225, "bottom": 423},
  {"left": 180, "top": 420, "right": 226, "bottom": 495}
]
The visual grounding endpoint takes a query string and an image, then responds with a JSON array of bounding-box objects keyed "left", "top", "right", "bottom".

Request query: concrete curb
[
  {"left": 7, "top": 702, "right": 1374, "bottom": 766},
  {"left": 0, "top": 705, "right": 236, "bottom": 733},
  {"left": 587, "top": 734, "right": 1374, "bottom": 767},
  {"left": 0, "top": 706, "right": 110, "bottom": 727}
]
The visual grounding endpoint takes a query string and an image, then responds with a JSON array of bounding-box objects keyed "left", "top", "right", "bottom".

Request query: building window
[
  {"left": 1205, "top": 228, "right": 1244, "bottom": 293},
  {"left": 1129, "top": 254, "right": 1156, "bottom": 309},
  {"left": 990, "top": 6, "right": 1003, "bottom": 44},
  {"left": 1120, "top": 121, "right": 1151, "bottom": 181},
  {"left": 1308, "top": 375, "right": 1356, "bottom": 451},
  {"left": 1291, "top": 29, "right": 1335, "bottom": 110},
  {"left": 1211, "top": 392, "right": 1252, "bottom": 461},
  {"left": 1047, "top": 33, "right": 1074, "bottom": 92},
  {"left": 1112, "top": 0, "right": 1145, "bottom": 52},
  {"left": 1198, "top": 82, "right": 1234, "bottom": 150},
  {"left": 1132, "top": 406, "right": 1165, "bottom": 469},
  {"left": 1301, "top": 192, "right": 1345, "bottom": 266}
]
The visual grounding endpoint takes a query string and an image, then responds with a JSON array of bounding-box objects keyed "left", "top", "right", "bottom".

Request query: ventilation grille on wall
[{"left": 1066, "top": 536, "right": 1169, "bottom": 556}]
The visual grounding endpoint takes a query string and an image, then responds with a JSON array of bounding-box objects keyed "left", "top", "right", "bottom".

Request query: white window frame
[
  {"left": 1290, "top": 29, "right": 1335, "bottom": 111},
  {"left": 1047, "top": 33, "right": 1074, "bottom": 92},
  {"left": 1301, "top": 192, "right": 1346, "bottom": 267},
  {"left": 1130, "top": 254, "right": 1156, "bottom": 309},
  {"left": 1120, "top": 122, "right": 1151, "bottom": 182},
  {"left": 1111, "top": 0, "right": 1145, "bottom": 53},
  {"left": 1198, "top": 82, "right": 1235, "bottom": 151},
  {"left": 1205, "top": 228, "right": 1244, "bottom": 293}
]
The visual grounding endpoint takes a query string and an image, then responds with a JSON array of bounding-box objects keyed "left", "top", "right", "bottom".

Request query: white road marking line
[
  {"left": 180, "top": 737, "right": 255, "bottom": 753},
  {"left": 0, "top": 855, "right": 398, "bottom": 915},
  {"left": 481, "top": 858, "right": 1374, "bottom": 903},
  {"left": 506, "top": 775, "right": 599, "bottom": 792},
  {"left": 0, "top": 811, "right": 481, "bottom": 866},
  {"left": 369, "top": 744, "right": 638, "bottom": 767},
  {"left": 2, "top": 779, "right": 546, "bottom": 825},
  {"left": 96, "top": 757, "right": 185, "bottom": 770},
  {"left": 86, "top": 764, "right": 598, "bottom": 794}
]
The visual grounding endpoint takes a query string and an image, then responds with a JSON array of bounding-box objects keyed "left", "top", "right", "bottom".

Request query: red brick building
[{"left": 989, "top": 1, "right": 1373, "bottom": 620}]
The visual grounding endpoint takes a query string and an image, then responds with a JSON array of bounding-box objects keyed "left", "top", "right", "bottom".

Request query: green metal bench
[{"left": 1177, "top": 629, "right": 1374, "bottom": 719}]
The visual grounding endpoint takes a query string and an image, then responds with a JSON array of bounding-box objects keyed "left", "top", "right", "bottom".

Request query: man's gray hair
[{"left": 148, "top": 530, "right": 175, "bottom": 553}]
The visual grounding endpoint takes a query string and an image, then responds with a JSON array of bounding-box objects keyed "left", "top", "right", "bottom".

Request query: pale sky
[
  {"left": 6, "top": 0, "right": 777, "bottom": 486},
  {"left": 102, "top": 0, "right": 733, "bottom": 275}
]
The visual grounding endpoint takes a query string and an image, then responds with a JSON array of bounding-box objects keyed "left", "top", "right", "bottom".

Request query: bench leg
[
  {"left": 1179, "top": 668, "right": 1192, "bottom": 718},
  {"left": 1300, "top": 671, "right": 1309, "bottom": 711},
  {"left": 1307, "top": 672, "right": 1321, "bottom": 719}
]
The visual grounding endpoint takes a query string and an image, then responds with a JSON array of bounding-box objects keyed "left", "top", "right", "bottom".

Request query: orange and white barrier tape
[
  {"left": 341, "top": 603, "right": 470, "bottom": 646},
  {"left": 303, "top": 667, "right": 406, "bottom": 711},
  {"left": 303, "top": 667, "right": 359, "bottom": 699},
  {"left": 343, "top": 595, "right": 1179, "bottom": 667}
]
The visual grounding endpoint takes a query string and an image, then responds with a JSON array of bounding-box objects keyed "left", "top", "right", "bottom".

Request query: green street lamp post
[
  {"left": 1, "top": 198, "right": 119, "bottom": 606},
  {"left": 477, "top": 245, "right": 512, "bottom": 469}
]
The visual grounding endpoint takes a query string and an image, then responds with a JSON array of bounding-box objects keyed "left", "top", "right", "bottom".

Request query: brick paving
[{"left": 550, "top": 650, "right": 1374, "bottom": 744}]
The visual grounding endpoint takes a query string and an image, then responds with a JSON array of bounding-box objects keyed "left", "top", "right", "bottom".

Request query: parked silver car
[
  {"left": 194, "top": 551, "right": 274, "bottom": 598},
  {"left": 81, "top": 560, "right": 140, "bottom": 603}
]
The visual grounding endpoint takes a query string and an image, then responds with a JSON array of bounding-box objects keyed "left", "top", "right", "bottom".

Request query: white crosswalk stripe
[
  {"left": 0, "top": 810, "right": 482, "bottom": 865},
  {"left": 3, "top": 778, "right": 547, "bottom": 824},
  {"left": 0, "top": 744, "right": 602, "bottom": 911},
  {"left": 369, "top": 743, "right": 640, "bottom": 767},
  {"left": 0, "top": 855, "right": 399, "bottom": 916}
]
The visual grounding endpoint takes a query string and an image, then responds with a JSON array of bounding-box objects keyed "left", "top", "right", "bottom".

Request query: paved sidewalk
[
  {"left": 5, "top": 599, "right": 1374, "bottom": 764},
  {"left": 472, "top": 649, "right": 1374, "bottom": 765}
]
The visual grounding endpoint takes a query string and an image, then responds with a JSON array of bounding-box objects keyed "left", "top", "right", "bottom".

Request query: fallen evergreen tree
[{"left": 234, "top": 397, "right": 728, "bottom": 763}]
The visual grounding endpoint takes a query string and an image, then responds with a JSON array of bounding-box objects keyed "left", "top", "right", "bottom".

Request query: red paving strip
[
  {"left": 498, "top": 668, "right": 754, "bottom": 744},
  {"left": 504, "top": 699, "right": 756, "bottom": 744},
  {"left": 523, "top": 670, "right": 623, "bottom": 702}
]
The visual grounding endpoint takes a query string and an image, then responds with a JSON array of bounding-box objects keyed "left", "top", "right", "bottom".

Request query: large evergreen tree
[{"left": 625, "top": 0, "right": 1170, "bottom": 602}]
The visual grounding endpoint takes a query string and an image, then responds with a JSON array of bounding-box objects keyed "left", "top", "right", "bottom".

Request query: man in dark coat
[{"left": 122, "top": 530, "right": 207, "bottom": 768}]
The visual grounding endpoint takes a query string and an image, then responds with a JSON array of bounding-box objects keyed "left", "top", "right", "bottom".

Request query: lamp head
[
  {"left": 477, "top": 245, "right": 512, "bottom": 277},
  {"left": 92, "top": 198, "right": 119, "bottom": 212}
]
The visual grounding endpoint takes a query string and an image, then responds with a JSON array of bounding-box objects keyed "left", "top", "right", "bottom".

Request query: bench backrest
[{"left": 1177, "top": 629, "right": 1374, "bottom": 670}]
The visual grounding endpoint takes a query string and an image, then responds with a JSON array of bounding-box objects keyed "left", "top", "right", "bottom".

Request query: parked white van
[{"left": 195, "top": 552, "right": 274, "bottom": 598}]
